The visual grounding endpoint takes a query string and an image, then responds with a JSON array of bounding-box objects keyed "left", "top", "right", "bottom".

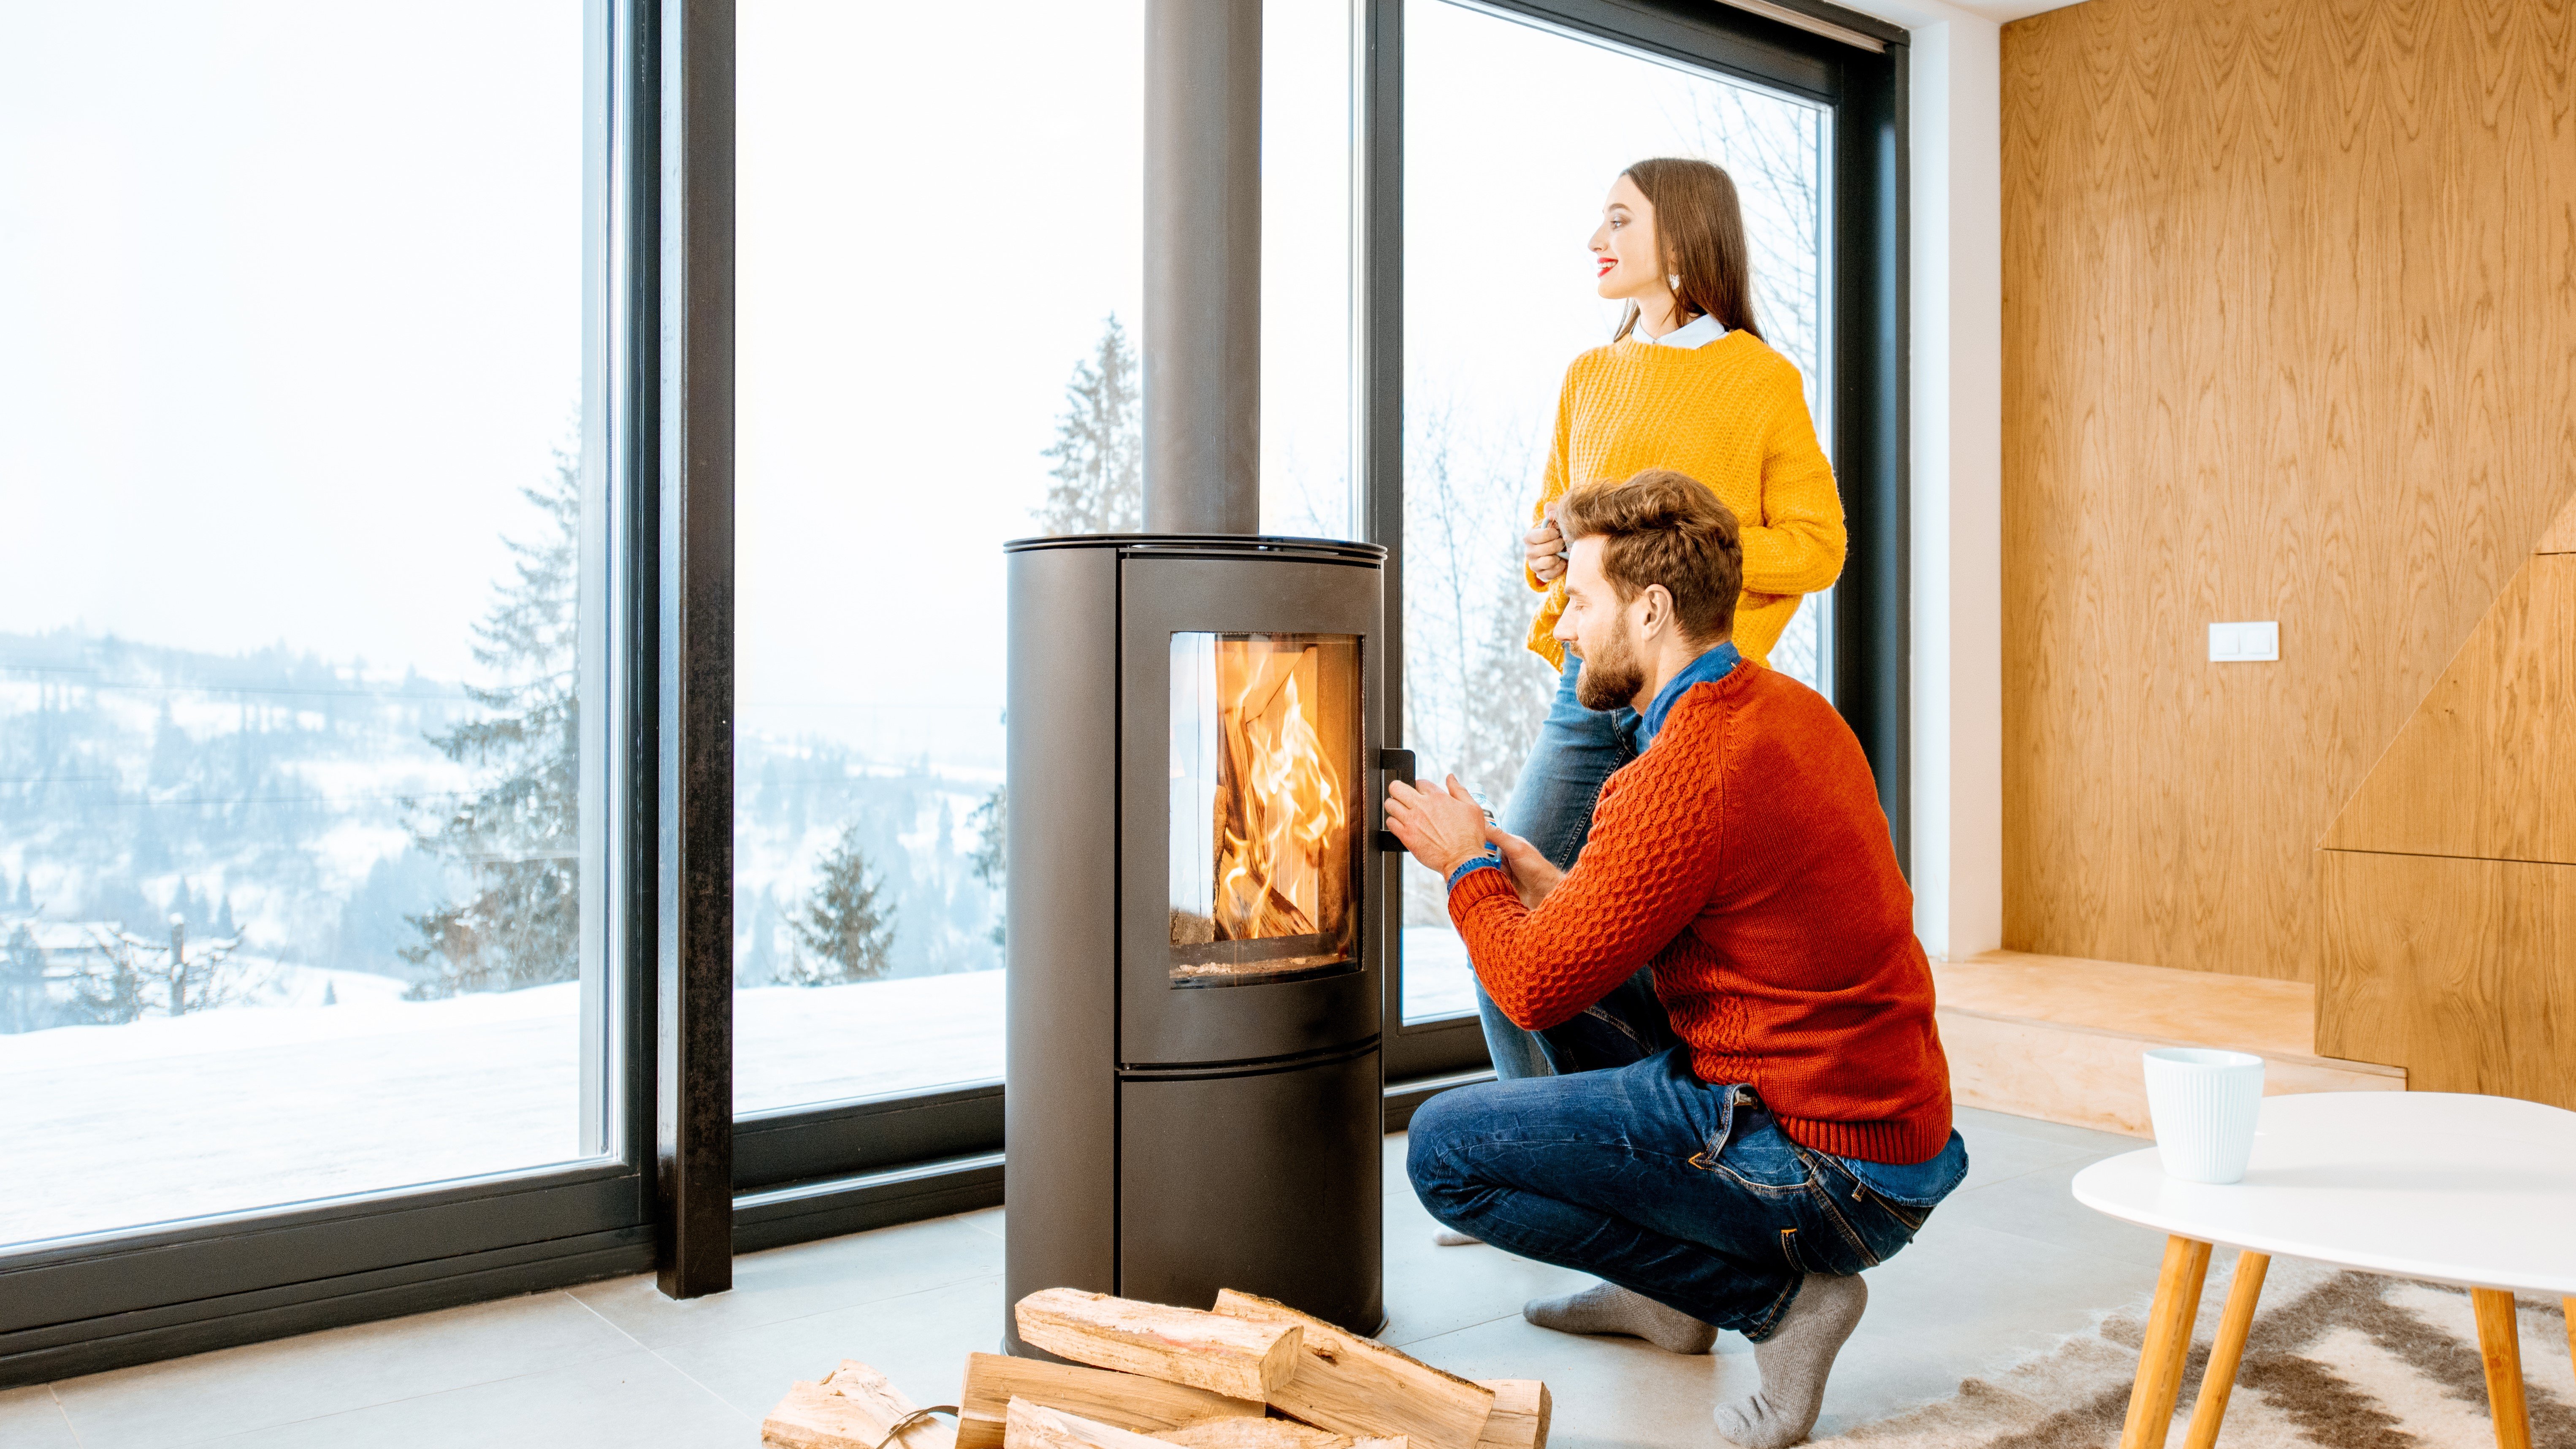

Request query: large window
[
  {"left": 0, "top": 3, "right": 611, "bottom": 1248},
  {"left": 731, "top": 0, "right": 1362, "bottom": 1130},
  {"left": 1395, "top": 0, "right": 1838, "bottom": 1024}
]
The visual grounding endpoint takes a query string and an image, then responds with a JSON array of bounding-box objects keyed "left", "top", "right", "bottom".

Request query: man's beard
[{"left": 1574, "top": 626, "right": 1646, "bottom": 712}]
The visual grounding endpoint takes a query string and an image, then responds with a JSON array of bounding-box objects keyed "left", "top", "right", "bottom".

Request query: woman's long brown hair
[{"left": 1611, "top": 157, "right": 1764, "bottom": 344}]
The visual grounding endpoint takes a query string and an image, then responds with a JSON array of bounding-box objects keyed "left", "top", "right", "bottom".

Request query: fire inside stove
[{"left": 1168, "top": 632, "right": 1361, "bottom": 986}]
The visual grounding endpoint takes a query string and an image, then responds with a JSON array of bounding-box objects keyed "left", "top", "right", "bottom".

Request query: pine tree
[
  {"left": 1035, "top": 317, "right": 1143, "bottom": 535},
  {"left": 3, "top": 924, "right": 46, "bottom": 1034},
  {"left": 968, "top": 785, "right": 1005, "bottom": 946},
  {"left": 403, "top": 451, "right": 582, "bottom": 998},
  {"left": 781, "top": 823, "right": 898, "bottom": 986}
]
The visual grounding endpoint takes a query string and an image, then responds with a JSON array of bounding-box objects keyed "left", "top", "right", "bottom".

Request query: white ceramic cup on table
[{"left": 2141, "top": 1047, "right": 2265, "bottom": 1184}]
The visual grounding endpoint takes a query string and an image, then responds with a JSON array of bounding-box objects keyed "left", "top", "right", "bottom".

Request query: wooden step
[{"left": 1932, "top": 951, "right": 2405, "bottom": 1138}]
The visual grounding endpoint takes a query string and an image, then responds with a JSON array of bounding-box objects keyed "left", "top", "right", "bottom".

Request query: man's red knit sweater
[{"left": 1451, "top": 660, "right": 1953, "bottom": 1165}]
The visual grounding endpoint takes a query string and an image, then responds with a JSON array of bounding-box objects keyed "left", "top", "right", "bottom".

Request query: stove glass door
[{"left": 1167, "top": 632, "right": 1362, "bottom": 987}]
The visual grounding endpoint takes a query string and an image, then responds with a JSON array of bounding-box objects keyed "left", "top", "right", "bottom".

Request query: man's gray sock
[
  {"left": 1712, "top": 1273, "right": 1867, "bottom": 1448},
  {"left": 1522, "top": 1281, "right": 1717, "bottom": 1354}
]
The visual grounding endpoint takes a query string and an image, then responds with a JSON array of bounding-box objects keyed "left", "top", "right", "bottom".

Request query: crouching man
[{"left": 1383, "top": 470, "right": 1964, "bottom": 1449}]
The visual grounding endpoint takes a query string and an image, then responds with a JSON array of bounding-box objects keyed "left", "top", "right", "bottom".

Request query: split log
[
  {"left": 958, "top": 1353, "right": 1262, "bottom": 1449},
  {"left": 1470, "top": 1382, "right": 1549, "bottom": 1449},
  {"left": 1153, "top": 1416, "right": 1407, "bottom": 1449},
  {"left": 1016, "top": 1288, "right": 1304, "bottom": 1400},
  {"left": 1210, "top": 1290, "right": 1494, "bottom": 1449},
  {"left": 1005, "top": 1398, "right": 1184, "bottom": 1449},
  {"left": 764, "top": 1360, "right": 958, "bottom": 1449}
]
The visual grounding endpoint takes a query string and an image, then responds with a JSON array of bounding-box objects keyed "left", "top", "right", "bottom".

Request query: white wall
[{"left": 1827, "top": 0, "right": 2038, "bottom": 959}]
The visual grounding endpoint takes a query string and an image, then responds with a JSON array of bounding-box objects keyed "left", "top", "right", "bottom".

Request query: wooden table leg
[
  {"left": 2121, "top": 1235, "right": 2213, "bottom": 1449},
  {"left": 2181, "top": 1251, "right": 2270, "bottom": 1449},
  {"left": 2471, "top": 1287, "right": 2532, "bottom": 1449}
]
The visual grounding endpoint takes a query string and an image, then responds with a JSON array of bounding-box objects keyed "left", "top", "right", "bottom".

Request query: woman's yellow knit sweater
[{"left": 1525, "top": 330, "right": 1845, "bottom": 670}]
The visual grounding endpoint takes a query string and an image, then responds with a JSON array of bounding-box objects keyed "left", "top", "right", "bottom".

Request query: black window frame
[{"left": 1372, "top": 0, "right": 1912, "bottom": 1087}]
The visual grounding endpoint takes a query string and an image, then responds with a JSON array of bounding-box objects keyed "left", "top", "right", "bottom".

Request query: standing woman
[{"left": 1476, "top": 157, "right": 1846, "bottom": 1081}]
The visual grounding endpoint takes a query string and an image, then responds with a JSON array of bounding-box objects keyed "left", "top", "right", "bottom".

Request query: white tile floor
[{"left": 0, "top": 1107, "right": 2161, "bottom": 1449}]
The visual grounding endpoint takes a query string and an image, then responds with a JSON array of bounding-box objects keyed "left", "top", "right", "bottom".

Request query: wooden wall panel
[
  {"left": 2317, "top": 850, "right": 2576, "bottom": 1110},
  {"left": 2322, "top": 555, "right": 2576, "bottom": 864},
  {"left": 2542, "top": 494, "right": 2576, "bottom": 555},
  {"left": 2001, "top": 0, "right": 2576, "bottom": 980}
]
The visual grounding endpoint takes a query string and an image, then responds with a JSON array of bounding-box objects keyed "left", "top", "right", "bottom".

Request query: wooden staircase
[{"left": 1933, "top": 950, "right": 2404, "bottom": 1138}]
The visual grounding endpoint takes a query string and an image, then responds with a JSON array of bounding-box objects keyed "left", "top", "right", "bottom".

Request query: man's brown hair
[{"left": 1557, "top": 470, "right": 1744, "bottom": 644}]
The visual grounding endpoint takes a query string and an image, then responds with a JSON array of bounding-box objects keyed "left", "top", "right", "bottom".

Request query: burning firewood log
[
  {"left": 960, "top": 1352, "right": 1264, "bottom": 1449},
  {"left": 1015, "top": 1288, "right": 1305, "bottom": 1400}
]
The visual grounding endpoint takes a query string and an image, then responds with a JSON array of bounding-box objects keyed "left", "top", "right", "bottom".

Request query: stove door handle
[{"left": 1376, "top": 747, "right": 1415, "bottom": 851}]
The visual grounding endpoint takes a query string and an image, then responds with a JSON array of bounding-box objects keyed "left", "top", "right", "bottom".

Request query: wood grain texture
[
  {"left": 2471, "top": 1290, "right": 2535, "bottom": 1449},
  {"left": 1008, "top": 1400, "right": 1176, "bottom": 1449},
  {"left": 766, "top": 1361, "right": 960, "bottom": 1449},
  {"left": 2121, "top": 1237, "right": 2213, "bottom": 1449},
  {"left": 2541, "top": 494, "right": 2576, "bottom": 555},
  {"left": 2322, "top": 556, "right": 2576, "bottom": 863},
  {"left": 1936, "top": 1001, "right": 2399, "bottom": 1138},
  {"left": 959, "top": 1354, "right": 1261, "bottom": 1449},
  {"left": 1471, "top": 1383, "right": 1549, "bottom": 1449},
  {"left": 1936, "top": 951, "right": 2322, "bottom": 1055},
  {"left": 1013, "top": 1290, "right": 1303, "bottom": 1401},
  {"left": 2316, "top": 850, "right": 2576, "bottom": 1110},
  {"left": 1210, "top": 1290, "right": 1493, "bottom": 1449},
  {"left": 2000, "top": 0, "right": 2576, "bottom": 981}
]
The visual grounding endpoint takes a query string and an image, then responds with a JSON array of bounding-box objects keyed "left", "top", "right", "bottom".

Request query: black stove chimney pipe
[{"left": 1144, "top": 0, "right": 1262, "bottom": 535}]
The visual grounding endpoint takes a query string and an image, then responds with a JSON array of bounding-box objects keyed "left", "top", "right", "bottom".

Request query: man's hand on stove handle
[{"left": 1384, "top": 775, "right": 1495, "bottom": 880}]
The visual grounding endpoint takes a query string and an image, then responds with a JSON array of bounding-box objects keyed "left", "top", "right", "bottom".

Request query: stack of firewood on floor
[{"left": 762, "top": 1288, "right": 1550, "bottom": 1449}]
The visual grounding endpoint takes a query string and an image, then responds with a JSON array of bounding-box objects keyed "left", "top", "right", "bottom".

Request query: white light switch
[{"left": 2208, "top": 621, "right": 2279, "bottom": 662}]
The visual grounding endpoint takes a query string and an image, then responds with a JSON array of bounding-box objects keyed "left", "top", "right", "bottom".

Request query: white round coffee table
[{"left": 2070, "top": 1091, "right": 2576, "bottom": 1449}]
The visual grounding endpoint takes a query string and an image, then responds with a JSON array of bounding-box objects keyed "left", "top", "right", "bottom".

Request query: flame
[{"left": 1210, "top": 645, "right": 1343, "bottom": 941}]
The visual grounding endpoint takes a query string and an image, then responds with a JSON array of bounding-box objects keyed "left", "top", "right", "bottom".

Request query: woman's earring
[{"left": 1667, "top": 273, "right": 1682, "bottom": 290}]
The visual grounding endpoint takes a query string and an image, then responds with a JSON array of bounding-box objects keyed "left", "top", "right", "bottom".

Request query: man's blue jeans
[
  {"left": 1408, "top": 981, "right": 1970, "bottom": 1339},
  {"left": 1476, "top": 655, "right": 1633, "bottom": 1081}
]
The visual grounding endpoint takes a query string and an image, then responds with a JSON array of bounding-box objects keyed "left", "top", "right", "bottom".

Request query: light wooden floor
[
  {"left": 1934, "top": 951, "right": 2405, "bottom": 1138},
  {"left": 0, "top": 1109, "right": 2164, "bottom": 1449}
]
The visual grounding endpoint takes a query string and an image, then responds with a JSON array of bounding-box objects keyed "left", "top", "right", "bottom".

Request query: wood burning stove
[
  {"left": 1002, "top": 535, "right": 1389, "bottom": 1338},
  {"left": 1003, "top": 0, "right": 1389, "bottom": 1341}
]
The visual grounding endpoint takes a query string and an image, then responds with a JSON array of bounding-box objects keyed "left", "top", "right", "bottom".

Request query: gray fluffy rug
[{"left": 1816, "top": 1257, "right": 2575, "bottom": 1447}]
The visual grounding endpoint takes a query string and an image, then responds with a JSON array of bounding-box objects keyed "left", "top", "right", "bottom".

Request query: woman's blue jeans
[{"left": 1476, "top": 655, "right": 1636, "bottom": 1080}]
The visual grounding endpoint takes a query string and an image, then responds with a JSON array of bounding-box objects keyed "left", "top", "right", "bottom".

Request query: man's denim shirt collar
[
  {"left": 1636, "top": 639, "right": 1741, "bottom": 750},
  {"left": 1447, "top": 640, "right": 1739, "bottom": 894}
]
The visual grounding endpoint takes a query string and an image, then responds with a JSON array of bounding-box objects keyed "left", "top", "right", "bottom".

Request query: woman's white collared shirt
[{"left": 1636, "top": 313, "right": 1729, "bottom": 349}]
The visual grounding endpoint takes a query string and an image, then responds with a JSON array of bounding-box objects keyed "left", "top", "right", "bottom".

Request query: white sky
[
  {"left": 0, "top": 3, "right": 585, "bottom": 683},
  {"left": 2, "top": 0, "right": 1821, "bottom": 773}
]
